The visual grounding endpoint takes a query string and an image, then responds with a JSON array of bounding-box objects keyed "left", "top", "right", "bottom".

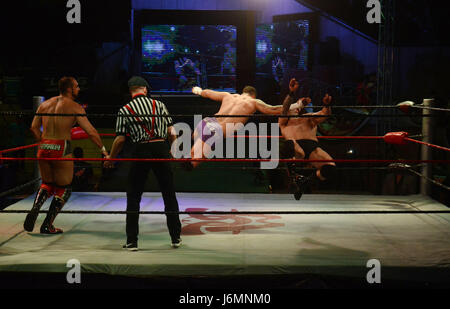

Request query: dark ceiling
[{"left": 297, "top": 0, "right": 450, "bottom": 45}]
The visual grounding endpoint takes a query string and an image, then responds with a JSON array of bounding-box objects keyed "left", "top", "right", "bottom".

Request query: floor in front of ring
[{"left": 0, "top": 192, "right": 449, "bottom": 283}]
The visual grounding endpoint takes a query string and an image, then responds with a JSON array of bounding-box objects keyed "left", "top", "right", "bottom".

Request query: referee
[{"left": 105, "top": 76, "right": 181, "bottom": 251}]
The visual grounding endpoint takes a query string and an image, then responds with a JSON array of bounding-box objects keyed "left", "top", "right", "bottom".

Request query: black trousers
[{"left": 126, "top": 141, "right": 181, "bottom": 243}]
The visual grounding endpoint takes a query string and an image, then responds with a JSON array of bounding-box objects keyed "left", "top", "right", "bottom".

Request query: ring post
[
  {"left": 420, "top": 98, "right": 434, "bottom": 195},
  {"left": 32, "top": 96, "right": 44, "bottom": 190}
]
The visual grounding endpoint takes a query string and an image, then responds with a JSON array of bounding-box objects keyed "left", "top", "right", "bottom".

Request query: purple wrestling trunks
[{"left": 195, "top": 117, "right": 223, "bottom": 150}]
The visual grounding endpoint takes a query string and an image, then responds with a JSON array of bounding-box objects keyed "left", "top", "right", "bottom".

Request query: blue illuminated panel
[
  {"left": 256, "top": 20, "right": 310, "bottom": 84},
  {"left": 141, "top": 25, "right": 236, "bottom": 93}
]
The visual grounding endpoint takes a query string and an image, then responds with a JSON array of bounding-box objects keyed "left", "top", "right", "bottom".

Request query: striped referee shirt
[{"left": 115, "top": 94, "right": 173, "bottom": 143}]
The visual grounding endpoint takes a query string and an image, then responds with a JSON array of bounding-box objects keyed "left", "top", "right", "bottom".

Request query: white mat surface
[{"left": 0, "top": 193, "right": 449, "bottom": 282}]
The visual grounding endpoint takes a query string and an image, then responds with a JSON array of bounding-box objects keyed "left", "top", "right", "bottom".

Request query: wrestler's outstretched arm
[
  {"left": 192, "top": 86, "right": 230, "bottom": 102},
  {"left": 256, "top": 76, "right": 310, "bottom": 116},
  {"left": 310, "top": 94, "right": 332, "bottom": 126},
  {"left": 278, "top": 78, "right": 303, "bottom": 126},
  {"left": 278, "top": 94, "right": 298, "bottom": 127},
  {"left": 256, "top": 96, "right": 311, "bottom": 116},
  {"left": 253, "top": 99, "right": 299, "bottom": 115},
  {"left": 74, "top": 103, "right": 108, "bottom": 156}
]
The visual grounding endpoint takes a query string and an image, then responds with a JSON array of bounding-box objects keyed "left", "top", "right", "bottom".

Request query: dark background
[{"left": 1, "top": 0, "right": 449, "bottom": 107}]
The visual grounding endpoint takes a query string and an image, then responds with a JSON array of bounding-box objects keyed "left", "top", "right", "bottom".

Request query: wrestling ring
[{"left": 0, "top": 99, "right": 449, "bottom": 288}]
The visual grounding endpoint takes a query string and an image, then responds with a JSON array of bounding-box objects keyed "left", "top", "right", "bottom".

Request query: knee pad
[
  {"left": 54, "top": 185, "right": 72, "bottom": 204},
  {"left": 40, "top": 183, "right": 54, "bottom": 196},
  {"left": 280, "top": 140, "right": 295, "bottom": 159},
  {"left": 320, "top": 164, "right": 337, "bottom": 180}
]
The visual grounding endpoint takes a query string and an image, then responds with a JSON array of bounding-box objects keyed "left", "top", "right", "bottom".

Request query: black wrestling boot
[
  {"left": 286, "top": 163, "right": 305, "bottom": 200},
  {"left": 293, "top": 175, "right": 309, "bottom": 200},
  {"left": 294, "top": 172, "right": 321, "bottom": 200},
  {"left": 40, "top": 198, "right": 64, "bottom": 234},
  {"left": 24, "top": 188, "right": 50, "bottom": 232}
]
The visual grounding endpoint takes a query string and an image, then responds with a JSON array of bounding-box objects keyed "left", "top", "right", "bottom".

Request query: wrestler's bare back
[
  {"left": 215, "top": 93, "right": 257, "bottom": 135},
  {"left": 37, "top": 96, "right": 79, "bottom": 140},
  {"left": 32, "top": 95, "right": 100, "bottom": 146}
]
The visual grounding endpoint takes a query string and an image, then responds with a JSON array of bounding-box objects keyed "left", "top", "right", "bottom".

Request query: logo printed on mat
[{"left": 181, "top": 208, "right": 284, "bottom": 235}]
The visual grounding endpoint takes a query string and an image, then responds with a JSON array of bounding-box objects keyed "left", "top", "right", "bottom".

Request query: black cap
[{"left": 128, "top": 76, "right": 150, "bottom": 89}]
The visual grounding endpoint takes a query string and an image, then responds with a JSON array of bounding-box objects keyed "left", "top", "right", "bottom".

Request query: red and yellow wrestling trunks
[{"left": 37, "top": 139, "right": 72, "bottom": 158}]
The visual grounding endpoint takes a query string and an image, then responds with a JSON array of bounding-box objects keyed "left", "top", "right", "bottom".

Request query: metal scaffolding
[{"left": 376, "top": 0, "right": 396, "bottom": 136}]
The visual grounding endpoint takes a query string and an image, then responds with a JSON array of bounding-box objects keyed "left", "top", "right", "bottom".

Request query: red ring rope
[
  {"left": 0, "top": 143, "right": 39, "bottom": 154},
  {"left": 99, "top": 133, "right": 384, "bottom": 140},
  {"left": 405, "top": 138, "right": 450, "bottom": 152},
  {"left": 0, "top": 157, "right": 449, "bottom": 164},
  {"left": 233, "top": 135, "right": 384, "bottom": 140},
  {"left": 1, "top": 132, "right": 448, "bottom": 165}
]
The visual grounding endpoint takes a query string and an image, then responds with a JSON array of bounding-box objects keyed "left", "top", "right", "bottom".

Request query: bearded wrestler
[{"left": 24, "top": 77, "right": 108, "bottom": 234}]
